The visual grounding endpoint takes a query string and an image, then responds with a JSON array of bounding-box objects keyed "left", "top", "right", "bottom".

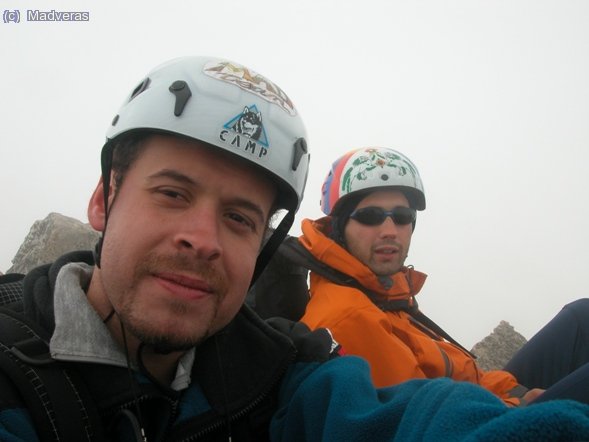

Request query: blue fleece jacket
[{"left": 272, "top": 356, "right": 589, "bottom": 441}]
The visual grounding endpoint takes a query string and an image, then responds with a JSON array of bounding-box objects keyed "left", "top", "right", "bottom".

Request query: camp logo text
[{"left": 219, "top": 105, "right": 270, "bottom": 159}]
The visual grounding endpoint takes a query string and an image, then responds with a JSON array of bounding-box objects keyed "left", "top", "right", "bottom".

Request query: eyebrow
[
  {"left": 147, "top": 169, "right": 197, "bottom": 186},
  {"left": 147, "top": 169, "right": 267, "bottom": 224}
]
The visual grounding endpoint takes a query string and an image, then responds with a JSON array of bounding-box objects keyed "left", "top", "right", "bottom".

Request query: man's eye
[
  {"left": 226, "top": 212, "right": 255, "bottom": 230},
  {"left": 159, "top": 189, "right": 184, "bottom": 200},
  {"left": 152, "top": 187, "right": 191, "bottom": 206}
]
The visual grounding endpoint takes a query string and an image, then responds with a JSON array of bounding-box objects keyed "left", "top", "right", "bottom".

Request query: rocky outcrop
[
  {"left": 470, "top": 320, "right": 527, "bottom": 371},
  {"left": 7, "top": 212, "right": 99, "bottom": 274}
]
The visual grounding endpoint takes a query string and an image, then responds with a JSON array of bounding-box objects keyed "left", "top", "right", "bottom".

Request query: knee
[{"left": 562, "top": 298, "right": 589, "bottom": 319}]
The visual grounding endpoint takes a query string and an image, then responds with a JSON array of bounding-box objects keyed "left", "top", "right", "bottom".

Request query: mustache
[
  {"left": 373, "top": 239, "right": 403, "bottom": 249},
  {"left": 135, "top": 253, "right": 229, "bottom": 294}
]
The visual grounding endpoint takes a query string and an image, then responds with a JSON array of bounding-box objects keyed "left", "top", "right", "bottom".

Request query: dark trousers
[{"left": 503, "top": 298, "right": 589, "bottom": 404}]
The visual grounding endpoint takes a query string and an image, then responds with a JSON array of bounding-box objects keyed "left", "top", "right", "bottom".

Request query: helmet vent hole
[
  {"left": 129, "top": 77, "right": 151, "bottom": 102},
  {"left": 380, "top": 174, "right": 389, "bottom": 181}
]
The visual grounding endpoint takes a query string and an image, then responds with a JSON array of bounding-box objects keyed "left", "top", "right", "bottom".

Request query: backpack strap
[
  {"left": 0, "top": 304, "right": 105, "bottom": 441},
  {"left": 0, "top": 273, "right": 25, "bottom": 307},
  {"left": 281, "top": 237, "right": 475, "bottom": 358},
  {"left": 403, "top": 306, "right": 475, "bottom": 357}
]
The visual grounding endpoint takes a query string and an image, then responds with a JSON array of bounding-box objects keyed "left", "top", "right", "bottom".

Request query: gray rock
[
  {"left": 8, "top": 213, "right": 100, "bottom": 274},
  {"left": 471, "top": 320, "right": 527, "bottom": 371}
]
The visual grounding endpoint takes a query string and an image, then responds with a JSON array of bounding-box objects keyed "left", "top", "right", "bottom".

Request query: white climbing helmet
[
  {"left": 97, "top": 56, "right": 309, "bottom": 280},
  {"left": 320, "top": 147, "right": 425, "bottom": 215},
  {"left": 104, "top": 56, "right": 309, "bottom": 212}
]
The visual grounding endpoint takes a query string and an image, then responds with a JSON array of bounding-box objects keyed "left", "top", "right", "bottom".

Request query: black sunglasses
[{"left": 349, "top": 206, "right": 416, "bottom": 226}]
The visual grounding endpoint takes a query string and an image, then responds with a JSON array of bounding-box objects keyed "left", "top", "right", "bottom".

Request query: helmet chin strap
[
  {"left": 94, "top": 143, "right": 114, "bottom": 269},
  {"left": 250, "top": 209, "right": 294, "bottom": 287}
]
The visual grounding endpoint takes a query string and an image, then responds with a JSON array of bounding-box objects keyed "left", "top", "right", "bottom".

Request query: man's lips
[
  {"left": 153, "top": 272, "right": 214, "bottom": 300},
  {"left": 374, "top": 245, "right": 399, "bottom": 255}
]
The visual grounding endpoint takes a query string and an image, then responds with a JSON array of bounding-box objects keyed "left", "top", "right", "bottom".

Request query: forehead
[
  {"left": 357, "top": 189, "right": 409, "bottom": 208},
  {"left": 135, "top": 135, "right": 262, "bottom": 176},
  {"left": 133, "top": 135, "right": 276, "bottom": 204}
]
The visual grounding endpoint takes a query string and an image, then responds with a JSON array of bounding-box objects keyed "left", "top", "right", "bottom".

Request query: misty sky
[{"left": 1, "top": 0, "right": 588, "bottom": 348}]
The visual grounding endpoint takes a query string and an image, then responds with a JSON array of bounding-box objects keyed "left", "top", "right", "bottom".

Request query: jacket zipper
[{"left": 103, "top": 392, "right": 179, "bottom": 440}]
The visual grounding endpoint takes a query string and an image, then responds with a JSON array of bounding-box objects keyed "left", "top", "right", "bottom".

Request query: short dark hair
[
  {"left": 329, "top": 192, "right": 366, "bottom": 246},
  {"left": 110, "top": 132, "right": 150, "bottom": 190}
]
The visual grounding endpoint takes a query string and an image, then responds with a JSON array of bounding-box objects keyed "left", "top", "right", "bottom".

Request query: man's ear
[{"left": 88, "top": 176, "right": 111, "bottom": 231}]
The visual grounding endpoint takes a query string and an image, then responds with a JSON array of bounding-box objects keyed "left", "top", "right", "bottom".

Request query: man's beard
[
  {"left": 372, "top": 243, "right": 407, "bottom": 277},
  {"left": 125, "top": 298, "right": 216, "bottom": 354},
  {"left": 138, "top": 330, "right": 205, "bottom": 355},
  {"left": 115, "top": 252, "right": 229, "bottom": 354}
]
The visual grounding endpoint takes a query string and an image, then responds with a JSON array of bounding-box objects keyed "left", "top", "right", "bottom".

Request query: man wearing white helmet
[
  {"left": 3, "top": 60, "right": 589, "bottom": 441},
  {"left": 0, "top": 55, "right": 325, "bottom": 440},
  {"left": 291, "top": 146, "right": 589, "bottom": 407}
]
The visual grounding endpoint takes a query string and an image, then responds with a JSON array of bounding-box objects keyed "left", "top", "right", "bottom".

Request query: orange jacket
[{"left": 299, "top": 217, "right": 525, "bottom": 406}]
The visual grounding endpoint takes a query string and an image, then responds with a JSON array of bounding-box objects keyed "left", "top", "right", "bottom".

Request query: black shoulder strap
[
  {"left": 0, "top": 305, "right": 105, "bottom": 441},
  {"left": 281, "top": 237, "right": 475, "bottom": 358},
  {"left": 405, "top": 308, "right": 475, "bottom": 357},
  {"left": 0, "top": 273, "right": 25, "bottom": 307}
]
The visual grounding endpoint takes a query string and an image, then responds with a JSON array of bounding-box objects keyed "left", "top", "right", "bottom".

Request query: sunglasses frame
[{"left": 349, "top": 206, "right": 416, "bottom": 226}]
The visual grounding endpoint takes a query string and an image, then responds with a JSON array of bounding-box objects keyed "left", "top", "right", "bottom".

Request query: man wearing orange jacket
[{"left": 290, "top": 146, "right": 589, "bottom": 406}]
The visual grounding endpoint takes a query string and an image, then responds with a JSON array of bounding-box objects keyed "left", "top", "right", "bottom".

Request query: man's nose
[
  {"left": 172, "top": 209, "right": 222, "bottom": 261},
  {"left": 379, "top": 216, "right": 399, "bottom": 237}
]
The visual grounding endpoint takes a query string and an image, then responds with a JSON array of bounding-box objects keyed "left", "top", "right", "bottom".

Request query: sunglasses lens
[
  {"left": 350, "top": 207, "right": 416, "bottom": 226},
  {"left": 392, "top": 207, "right": 416, "bottom": 225},
  {"left": 351, "top": 207, "right": 385, "bottom": 225}
]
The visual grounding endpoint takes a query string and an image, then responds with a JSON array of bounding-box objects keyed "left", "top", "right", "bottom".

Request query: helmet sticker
[
  {"left": 219, "top": 105, "right": 269, "bottom": 159},
  {"left": 342, "top": 148, "right": 419, "bottom": 193},
  {"left": 204, "top": 61, "right": 296, "bottom": 116},
  {"left": 224, "top": 105, "right": 269, "bottom": 147}
]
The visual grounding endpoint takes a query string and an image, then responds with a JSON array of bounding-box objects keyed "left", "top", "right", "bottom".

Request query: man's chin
[
  {"left": 140, "top": 332, "right": 209, "bottom": 354},
  {"left": 372, "top": 264, "right": 403, "bottom": 277},
  {"left": 130, "top": 321, "right": 211, "bottom": 354}
]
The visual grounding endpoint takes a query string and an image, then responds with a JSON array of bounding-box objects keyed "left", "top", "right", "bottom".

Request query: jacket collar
[
  {"left": 21, "top": 250, "right": 297, "bottom": 413},
  {"left": 300, "top": 217, "right": 427, "bottom": 299}
]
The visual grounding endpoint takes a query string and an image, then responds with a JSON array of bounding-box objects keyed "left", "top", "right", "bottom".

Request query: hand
[{"left": 523, "top": 388, "right": 545, "bottom": 404}]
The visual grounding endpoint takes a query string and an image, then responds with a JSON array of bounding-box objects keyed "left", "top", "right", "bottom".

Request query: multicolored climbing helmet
[{"left": 320, "top": 147, "right": 425, "bottom": 215}]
